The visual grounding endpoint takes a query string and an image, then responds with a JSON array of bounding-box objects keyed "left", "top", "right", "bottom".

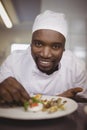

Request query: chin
[{"left": 38, "top": 67, "right": 55, "bottom": 75}]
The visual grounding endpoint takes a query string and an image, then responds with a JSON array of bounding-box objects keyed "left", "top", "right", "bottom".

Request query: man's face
[{"left": 31, "top": 29, "right": 65, "bottom": 75}]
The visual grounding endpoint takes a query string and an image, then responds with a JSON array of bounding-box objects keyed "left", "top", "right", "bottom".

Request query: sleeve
[
  {"left": 0, "top": 53, "right": 15, "bottom": 83},
  {"left": 74, "top": 58, "right": 87, "bottom": 88},
  {"left": 74, "top": 57, "right": 87, "bottom": 96},
  {"left": 63, "top": 50, "right": 87, "bottom": 89}
]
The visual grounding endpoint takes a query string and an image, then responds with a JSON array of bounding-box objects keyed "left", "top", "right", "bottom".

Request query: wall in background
[{"left": 0, "top": 29, "right": 32, "bottom": 64}]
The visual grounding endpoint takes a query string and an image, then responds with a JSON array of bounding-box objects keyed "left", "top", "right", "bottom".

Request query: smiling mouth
[{"left": 38, "top": 60, "right": 52, "bottom": 67}]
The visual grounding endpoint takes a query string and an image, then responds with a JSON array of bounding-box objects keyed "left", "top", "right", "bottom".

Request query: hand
[
  {"left": 0, "top": 77, "right": 30, "bottom": 105},
  {"left": 58, "top": 87, "right": 83, "bottom": 99}
]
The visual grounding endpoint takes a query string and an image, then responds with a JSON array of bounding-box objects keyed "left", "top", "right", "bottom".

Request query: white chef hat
[{"left": 32, "top": 10, "right": 68, "bottom": 38}]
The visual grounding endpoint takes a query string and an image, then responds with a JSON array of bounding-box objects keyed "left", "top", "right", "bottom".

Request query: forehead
[{"left": 32, "top": 29, "right": 65, "bottom": 43}]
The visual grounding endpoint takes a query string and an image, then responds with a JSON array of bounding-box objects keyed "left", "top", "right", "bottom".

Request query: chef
[{"left": 0, "top": 10, "right": 87, "bottom": 105}]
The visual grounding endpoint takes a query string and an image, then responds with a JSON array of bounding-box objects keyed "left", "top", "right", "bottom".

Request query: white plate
[{"left": 0, "top": 96, "right": 78, "bottom": 120}]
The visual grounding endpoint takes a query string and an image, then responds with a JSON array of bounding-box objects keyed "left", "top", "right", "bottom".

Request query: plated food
[
  {"left": 24, "top": 94, "right": 67, "bottom": 113},
  {"left": 0, "top": 95, "right": 78, "bottom": 120}
]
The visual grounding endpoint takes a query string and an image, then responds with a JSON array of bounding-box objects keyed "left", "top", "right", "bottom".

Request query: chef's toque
[{"left": 32, "top": 10, "right": 68, "bottom": 38}]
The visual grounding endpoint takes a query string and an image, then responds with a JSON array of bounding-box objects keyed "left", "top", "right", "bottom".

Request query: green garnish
[
  {"left": 31, "top": 97, "right": 42, "bottom": 103},
  {"left": 24, "top": 101, "right": 29, "bottom": 111},
  {"left": 23, "top": 97, "right": 42, "bottom": 111}
]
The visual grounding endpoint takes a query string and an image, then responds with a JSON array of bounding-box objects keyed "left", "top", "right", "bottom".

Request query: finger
[
  {"left": 20, "top": 97, "right": 29, "bottom": 105},
  {"left": 6, "top": 77, "right": 30, "bottom": 102},
  {"left": 10, "top": 78, "right": 30, "bottom": 100},
  {"left": 0, "top": 88, "right": 13, "bottom": 103},
  {"left": 11, "top": 88, "right": 29, "bottom": 103},
  {"left": 71, "top": 87, "right": 83, "bottom": 93},
  {"left": 10, "top": 89, "right": 22, "bottom": 102},
  {"left": 8, "top": 85, "right": 30, "bottom": 104},
  {"left": 20, "top": 89, "right": 30, "bottom": 100},
  {"left": 5, "top": 84, "right": 25, "bottom": 104}
]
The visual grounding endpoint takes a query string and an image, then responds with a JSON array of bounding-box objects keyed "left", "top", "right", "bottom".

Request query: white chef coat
[{"left": 0, "top": 45, "right": 87, "bottom": 96}]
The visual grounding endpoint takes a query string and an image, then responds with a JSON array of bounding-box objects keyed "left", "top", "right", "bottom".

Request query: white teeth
[
  {"left": 42, "top": 61, "right": 48, "bottom": 63},
  {"left": 40, "top": 61, "right": 50, "bottom": 64}
]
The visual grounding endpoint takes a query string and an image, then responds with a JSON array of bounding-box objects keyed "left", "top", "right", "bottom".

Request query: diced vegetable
[{"left": 30, "top": 102, "right": 38, "bottom": 107}]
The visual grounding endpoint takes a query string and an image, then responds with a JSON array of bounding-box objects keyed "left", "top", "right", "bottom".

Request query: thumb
[{"left": 71, "top": 87, "right": 83, "bottom": 94}]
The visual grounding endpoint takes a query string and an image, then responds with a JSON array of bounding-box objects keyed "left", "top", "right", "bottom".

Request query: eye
[
  {"left": 34, "top": 41, "right": 43, "bottom": 47},
  {"left": 52, "top": 43, "right": 62, "bottom": 50}
]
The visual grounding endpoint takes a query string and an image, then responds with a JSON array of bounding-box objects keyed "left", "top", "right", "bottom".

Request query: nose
[{"left": 40, "top": 47, "right": 52, "bottom": 58}]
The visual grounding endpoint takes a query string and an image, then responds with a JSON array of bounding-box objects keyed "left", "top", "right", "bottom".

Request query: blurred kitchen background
[{"left": 0, "top": 0, "right": 87, "bottom": 67}]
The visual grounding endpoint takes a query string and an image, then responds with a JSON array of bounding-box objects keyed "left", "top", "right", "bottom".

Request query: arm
[
  {"left": 59, "top": 53, "right": 87, "bottom": 102},
  {"left": 0, "top": 77, "right": 30, "bottom": 105}
]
